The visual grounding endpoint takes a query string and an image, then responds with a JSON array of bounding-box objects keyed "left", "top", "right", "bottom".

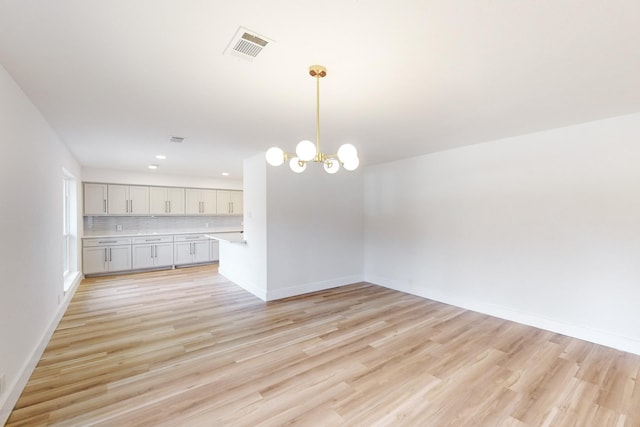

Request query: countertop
[
  {"left": 205, "top": 232, "right": 246, "bottom": 244},
  {"left": 82, "top": 227, "right": 243, "bottom": 239}
]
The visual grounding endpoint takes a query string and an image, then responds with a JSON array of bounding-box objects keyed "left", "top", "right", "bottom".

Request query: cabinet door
[
  {"left": 185, "top": 189, "right": 202, "bottom": 214},
  {"left": 108, "top": 245, "right": 131, "bottom": 272},
  {"left": 154, "top": 243, "right": 174, "bottom": 267},
  {"left": 167, "top": 188, "right": 185, "bottom": 214},
  {"left": 149, "top": 187, "right": 169, "bottom": 215},
  {"left": 201, "top": 190, "right": 217, "bottom": 214},
  {"left": 216, "top": 190, "right": 231, "bottom": 214},
  {"left": 83, "top": 247, "right": 108, "bottom": 274},
  {"left": 229, "top": 191, "right": 243, "bottom": 215},
  {"left": 210, "top": 240, "right": 220, "bottom": 262},
  {"left": 132, "top": 244, "right": 155, "bottom": 269},
  {"left": 174, "top": 242, "right": 194, "bottom": 265},
  {"left": 84, "top": 183, "right": 108, "bottom": 215},
  {"left": 193, "top": 241, "right": 210, "bottom": 263},
  {"left": 108, "top": 185, "right": 129, "bottom": 214},
  {"left": 129, "top": 186, "right": 149, "bottom": 214}
]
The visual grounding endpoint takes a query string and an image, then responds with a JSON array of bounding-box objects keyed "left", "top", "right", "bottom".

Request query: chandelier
[{"left": 265, "top": 65, "right": 359, "bottom": 174}]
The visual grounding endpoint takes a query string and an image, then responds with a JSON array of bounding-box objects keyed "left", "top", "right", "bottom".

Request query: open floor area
[{"left": 7, "top": 265, "right": 640, "bottom": 426}]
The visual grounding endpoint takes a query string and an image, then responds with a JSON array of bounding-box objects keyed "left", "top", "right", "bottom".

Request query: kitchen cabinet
[
  {"left": 84, "top": 183, "right": 108, "bottom": 215},
  {"left": 83, "top": 238, "right": 132, "bottom": 274},
  {"left": 185, "top": 189, "right": 217, "bottom": 214},
  {"left": 210, "top": 239, "right": 219, "bottom": 261},
  {"left": 108, "top": 185, "right": 149, "bottom": 215},
  {"left": 149, "top": 187, "right": 185, "bottom": 215},
  {"left": 174, "top": 234, "right": 210, "bottom": 265},
  {"left": 216, "top": 190, "right": 243, "bottom": 215},
  {"left": 132, "top": 236, "right": 174, "bottom": 269}
]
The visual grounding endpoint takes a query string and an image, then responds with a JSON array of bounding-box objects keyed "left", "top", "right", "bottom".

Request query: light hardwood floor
[{"left": 7, "top": 265, "right": 640, "bottom": 426}]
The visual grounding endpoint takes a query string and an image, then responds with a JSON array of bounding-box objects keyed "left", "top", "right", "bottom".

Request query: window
[{"left": 62, "top": 169, "right": 77, "bottom": 291}]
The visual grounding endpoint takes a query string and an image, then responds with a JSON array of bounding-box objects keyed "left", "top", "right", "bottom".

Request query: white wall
[
  {"left": 82, "top": 167, "right": 243, "bottom": 190},
  {"left": 265, "top": 163, "right": 364, "bottom": 300},
  {"left": 219, "top": 154, "right": 364, "bottom": 301},
  {"left": 0, "top": 64, "right": 82, "bottom": 423},
  {"left": 364, "top": 112, "right": 640, "bottom": 355}
]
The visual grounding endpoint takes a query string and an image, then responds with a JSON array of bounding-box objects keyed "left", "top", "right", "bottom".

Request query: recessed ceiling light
[
  {"left": 221, "top": 172, "right": 230, "bottom": 176},
  {"left": 155, "top": 154, "right": 166, "bottom": 160},
  {"left": 148, "top": 164, "right": 159, "bottom": 170}
]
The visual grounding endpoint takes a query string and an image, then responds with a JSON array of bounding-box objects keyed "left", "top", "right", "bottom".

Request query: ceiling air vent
[
  {"left": 224, "top": 27, "right": 272, "bottom": 61},
  {"left": 170, "top": 136, "right": 185, "bottom": 143}
]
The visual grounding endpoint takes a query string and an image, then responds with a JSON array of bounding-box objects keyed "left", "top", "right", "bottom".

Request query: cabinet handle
[
  {"left": 152, "top": 245, "right": 155, "bottom": 258},
  {"left": 145, "top": 238, "right": 162, "bottom": 242},
  {"left": 98, "top": 240, "right": 117, "bottom": 244},
  {"left": 130, "top": 200, "right": 133, "bottom": 213},
  {"left": 103, "top": 199, "right": 107, "bottom": 213},
  {"left": 168, "top": 200, "right": 171, "bottom": 213},
  {"left": 109, "top": 248, "right": 112, "bottom": 262},
  {"left": 104, "top": 248, "right": 108, "bottom": 262}
]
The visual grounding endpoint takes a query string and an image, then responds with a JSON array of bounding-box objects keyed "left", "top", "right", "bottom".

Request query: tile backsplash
[{"left": 84, "top": 215, "right": 242, "bottom": 234}]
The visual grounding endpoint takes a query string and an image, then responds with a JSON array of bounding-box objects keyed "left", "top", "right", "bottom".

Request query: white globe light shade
[
  {"left": 296, "top": 140, "right": 316, "bottom": 162},
  {"left": 343, "top": 156, "right": 360, "bottom": 171},
  {"left": 289, "top": 157, "right": 306, "bottom": 173},
  {"left": 337, "top": 143, "right": 358, "bottom": 163},
  {"left": 323, "top": 159, "right": 340, "bottom": 174},
  {"left": 265, "top": 147, "right": 285, "bottom": 166}
]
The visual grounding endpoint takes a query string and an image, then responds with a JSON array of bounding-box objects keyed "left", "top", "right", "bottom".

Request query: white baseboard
[
  {"left": 0, "top": 273, "right": 83, "bottom": 425},
  {"left": 367, "top": 275, "right": 640, "bottom": 356},
  {"left": 266, "top": 274, "right": 364, "bottom": 301},
  {"left": 218, "top": 267, "right": 267, "bottom": 301}
]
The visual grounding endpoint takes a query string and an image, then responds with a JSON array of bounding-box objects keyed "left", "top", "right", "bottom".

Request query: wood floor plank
[{"left": 7, "top": 264, "right": 640, "bottom": 426}]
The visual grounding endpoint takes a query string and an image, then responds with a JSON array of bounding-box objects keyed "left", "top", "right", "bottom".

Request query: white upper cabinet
[
  {"left": 84, "top": 183, "right": 108, "bottom": 215},
  {"left": 108, "top": 185, "right": 149, "bottom": 215},
  {"left": 216, "top": 190, "right": 243, "bottom": 215},
  {"left": 149, "top": 187, "right": 185, "bottom": 215},
  {"left": 83, "top": 182, "right": 241, "bottom": 217},
  {"left": 186, "top": 189, "right": 217, "bottom": 214}
]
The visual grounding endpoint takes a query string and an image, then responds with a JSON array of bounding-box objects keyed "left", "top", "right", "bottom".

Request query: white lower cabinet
[
  {"left": 132, "top": 236, "right": 174, "bottom": 269},
  {"left": 83, "top": 233, "right": 220, "bottom": 275},
  {"left": 210, "top": 239, "right": 219, "bottom": 261},
  {"left": 174, "top": 234, "right": 210, "bottom": 265},
  {"left": 83, "top": 238, "right": 132, "bottom": 274}
]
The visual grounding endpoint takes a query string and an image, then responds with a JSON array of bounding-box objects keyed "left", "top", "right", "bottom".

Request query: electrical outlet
[
  {"left": 116, "top": 224, "right": 123, "bottom": 231},
  {"left": 0, "top": 373, "right": 5, "bottom": 395}
]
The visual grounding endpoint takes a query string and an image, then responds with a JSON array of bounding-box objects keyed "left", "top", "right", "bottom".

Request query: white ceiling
[{"left": 1, "top": 1, "right": 639, "bottom": 179}]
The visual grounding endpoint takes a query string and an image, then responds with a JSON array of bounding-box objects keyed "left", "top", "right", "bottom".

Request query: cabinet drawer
[
  {"left": 132, "top": 235, "right": 174, "bottom": 244},
  {"left": 83, "top": 238, "right": 132, "bottom": 247},
  {"left": 173, "top": 234, "right": 208, "bottom": 242}
]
